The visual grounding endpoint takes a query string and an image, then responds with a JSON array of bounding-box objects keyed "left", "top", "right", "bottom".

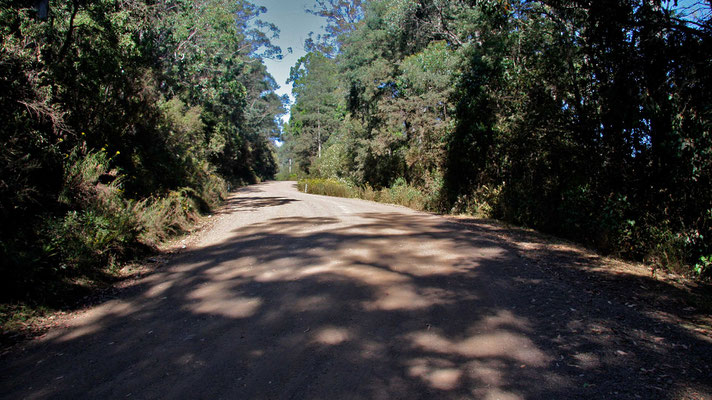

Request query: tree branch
[{"left": 56, "top": 0, "right": 80, "bottom": 63}]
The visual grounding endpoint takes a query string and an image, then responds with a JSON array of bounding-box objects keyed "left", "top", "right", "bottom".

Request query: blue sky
[{"left": 251, "top": 0, "right": 327, "bottom": 122}]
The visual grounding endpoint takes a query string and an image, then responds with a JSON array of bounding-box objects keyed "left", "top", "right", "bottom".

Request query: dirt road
[{"left": 2, "top": 181, "right": 711, "bottom": 399}]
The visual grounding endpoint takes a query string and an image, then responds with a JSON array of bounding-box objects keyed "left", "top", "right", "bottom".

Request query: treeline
[
  {"left": 0, "top": 0, "right": 285, "bottom": 303},
  {"left": 279, "top": 0, "right": 712, "bottom": 278}
]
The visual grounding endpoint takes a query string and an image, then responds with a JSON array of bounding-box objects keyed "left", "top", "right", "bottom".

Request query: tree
[
  {"left": 0, "top": 0, "right": 287, "bottom": 301},
  {"left": 288, "top": 0, "right": 712, "bottom": 275},
  {"left": 284, "top": 51, "right": 344, "bottom": 174}
]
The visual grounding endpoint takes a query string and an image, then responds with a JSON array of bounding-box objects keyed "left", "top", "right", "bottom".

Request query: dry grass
[{"left": 298, "top": 178, "right": 429, "bottom": 210}]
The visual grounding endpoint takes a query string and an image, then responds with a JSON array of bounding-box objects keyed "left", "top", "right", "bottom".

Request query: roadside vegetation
[
  {"left": 280, "top": 0, "right": 712, "bottom": 281},
  {"left": 0, "top": 0, "right": 285, "bottom": 334},
  {"left": 298, "top": 177, "right": 432, "bottom": 211}
]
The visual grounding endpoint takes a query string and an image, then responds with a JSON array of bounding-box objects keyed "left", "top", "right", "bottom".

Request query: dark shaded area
[
  {"left": 217, "top": 196, "right": 300, "bottom": 213},
  {"left": 0, "top": 0, "right": 283, "bottom": 311},
  {"left": 2, "top": 201, "right": 710, "bottom": 399},
  {"left": 279, "top": 0, "right": 712, "bottom": 276},
  {"left": 440, "top": 0, "right": 712, "bottom": 269},
  {"left": 454, "top": 218, "right": 712, "bottom": 316}
]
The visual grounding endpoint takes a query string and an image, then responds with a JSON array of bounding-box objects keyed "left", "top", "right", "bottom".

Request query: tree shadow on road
[
  {"left": 215, "top": 196, "right": 299, "bottom": 214},
  {"left": 2, "top": 209, "right": 711, "bottom": 399}
]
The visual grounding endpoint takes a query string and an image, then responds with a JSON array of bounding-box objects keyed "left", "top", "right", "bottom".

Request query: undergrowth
[
  {"left": 298, "top": 177, "right": 711, "bottom": 282},
  {"left": 298, "top": 178, "right": 430, "bottom": 211},
  {"left": 1, "top": 151, "right": 227, "bottom": 339}
]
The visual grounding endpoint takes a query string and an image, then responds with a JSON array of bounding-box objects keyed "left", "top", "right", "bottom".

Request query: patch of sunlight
[
  {"left": 313, "top": 326, "right": 350, "bottom": 345},
  {"left": 293, "top": 295, "right": 331, "bottom": 312},
  {"left": 204, "top": 262, "right": 253, "bottom": 281},
  {"left": 478, "top": 310, "right": 532, "bottom": 332},
  {"left": 408, "top": 330, "right": 549, "bottom": 366},
  {"left": 364, "top": 284, "right": 437, "bottom": 311},
  {"left": 360, "top": 340, "right": 385, "bottom": 359},
  {"left": 296, "top": 260, "right": 457, "bottom": 311},
  {"left": 345, "top": 241, "right": 488, "bottom": 277},
  {"left": 478, "top": 388, "right": 523, "bottom": 400},
  {"left": 144, "top": 280, "right": 174, "bottom": 298},
  {"left": 256, "top": 267, "right": 296, "bottom": 282},
  {"left": 54, "top": 302, "right": 134, "bottom": 342},
  {"left": 466, "top": 359, "right": 508, "bottom": 387},
  {"left": 407, "top": 358, "right": 463, "bottom": 390},
  {"left": 189, "top": 297, "right": 262, "bottom": 318},
  {"left": 187, "top": 282, "right": 261, "bottom": 318},
  {"left": 300, "top": 263, "right": 408, "bottom": 285},
  {"left": 572, "top": 352, "right": 600, "bottom": 369}
]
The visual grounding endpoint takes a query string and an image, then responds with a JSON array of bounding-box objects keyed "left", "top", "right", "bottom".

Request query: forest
[
  {"left": 278, "top": 0, "right": 712, "bottom": 279},
  {"left": 1, "top": 0, "right": 711, "bottom": 325},
  {"left": 0, "top": 0, "right": 286, "bottom": 307}
]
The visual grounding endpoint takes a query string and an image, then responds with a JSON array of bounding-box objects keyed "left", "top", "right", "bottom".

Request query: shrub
[
  {"left": 298, "top": 177, "right": 431, "bottom": 211},
  {"left": 298, "top": 178, "right": 358, "bottom": 198},
  {"left": 43, "top": 208, "right": 140, "bottom": 274},
  {"left": 312, "top": 141, "right": 349, "bottom": 179},
  {"left": 43, "top": 151, "right": 143, "bottom": 274},
  {"left": 276, "top": 170, "right": 300, "bottom": 181},
  {"left": 199, "top": 173, "right": 228, "bottom": 210},
  {"left": 381, "top": 178, "right": 427, "bottom": 210},
  {"left": 132, "top": 188, "right": 202, "bottom": 246},
  {"left": 451, "top": 184, "right": 503, "bottom": 217},
  {"left": 41, "top": 151, "right": 216, "bottom": 276},
  {"left": 695, "top": 255, "right": 712, "bottom": 279},
  {"left": 362, "top": 184, "right": 380, "bottom": 202}
]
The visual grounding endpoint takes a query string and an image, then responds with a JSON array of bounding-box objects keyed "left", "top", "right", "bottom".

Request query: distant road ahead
[{"left": 2, "top": 181, "right": 710, "bottom": 399}]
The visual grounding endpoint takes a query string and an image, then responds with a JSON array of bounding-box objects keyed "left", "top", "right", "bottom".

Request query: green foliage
[
  {"left": 41, "top": 151, "right": 216, "bottom": 277},
  {"left": 312, "top": 139, "right": 351, "bottom": 179},
  {"left": 297, "top": 176, "right": 431, "bottom": 211},
  {"left": 450, "top": 184, "right": 503, "bottom": 218},
  {"left": 28, "top": 152, "right": 129, "bottom": 273},
  {"left": 695, "top": 256, "right": 712, "bottom": 278},
  {"left": 275, "top": 171, "right": 299, "bottom": 181},
  {"left": 131, "top": 189, "right": 203, "bottom": 247},
  {"left": 298, "top": 178, "right": 357, "bottom": 198},
  {"left": 380, "top": 178, "right": 428, "bottom": 210},
  {"left": 281, "top": 0, "right": 712, "bottom": 278},
  {"left": 0, "top": 0, "right": 283, "bottom": 305},
  {"left": 284, "top": 51, "right": 344, "bottom": 175},
  {"left": 399, "top": 41, "right": 459, "bottom": 95},
  {"left": 44, "top": 208, "right": 137, "bottom": 273}
]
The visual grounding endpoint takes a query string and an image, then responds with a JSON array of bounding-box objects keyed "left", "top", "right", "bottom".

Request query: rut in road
[{"left": 1, "top": 181, "right": 711, "bottom": 399}]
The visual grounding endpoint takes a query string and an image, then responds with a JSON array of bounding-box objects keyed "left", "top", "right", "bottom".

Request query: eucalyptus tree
[{"left": 285, "top": 51, "right": 344, "bottom": 173}]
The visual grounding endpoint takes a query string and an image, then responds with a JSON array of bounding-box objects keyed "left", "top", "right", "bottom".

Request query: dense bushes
[
  {"left": 0, "top": 0, "right": 284, "bottom": 305},
  {"left": 298, "top": 178, "right": 357, "bottom": 199},
  {"left": 1, "top": 150, "right": 227, "bottom": 303},
  {"left": 280, "top": 0, "right": 712, "bottom": 279}
]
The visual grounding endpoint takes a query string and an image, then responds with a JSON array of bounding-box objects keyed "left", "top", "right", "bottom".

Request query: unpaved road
[{"left": 2, "top": 181, "right": 711, "bottom": 399}]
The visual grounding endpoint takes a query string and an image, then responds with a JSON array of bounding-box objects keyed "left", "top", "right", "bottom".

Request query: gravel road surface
[{"left": 2, "top": 181, "right": 711, "bottom": 399}]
